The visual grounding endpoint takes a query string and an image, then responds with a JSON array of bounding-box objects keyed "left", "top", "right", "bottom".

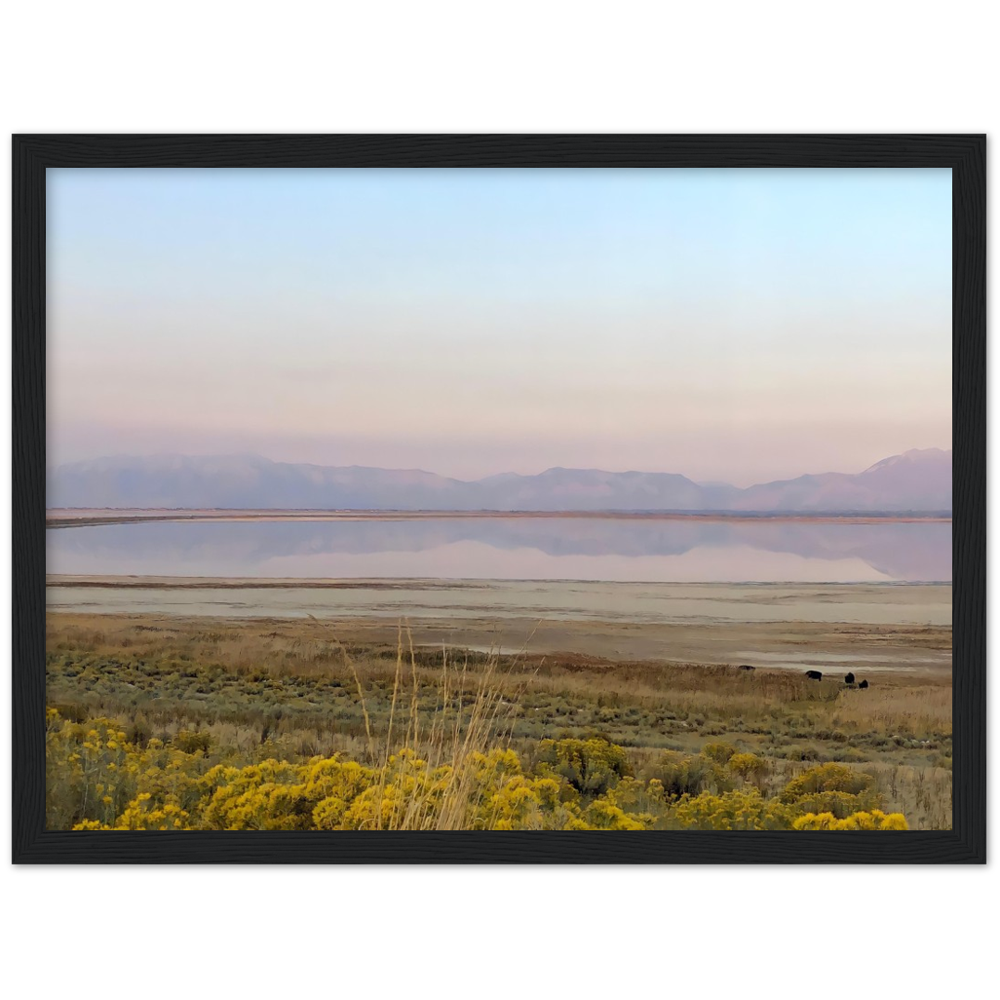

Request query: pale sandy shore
[{"left": 46, "top": 577, "right": 952, "bottom": 674}]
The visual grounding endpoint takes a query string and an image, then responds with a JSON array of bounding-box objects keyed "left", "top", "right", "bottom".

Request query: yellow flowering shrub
[
  {"left": 582, "top": 798, "right": 650, "bottom": 831},
  {"left": 780, "top": 763, "right": 872, "bottom": 802},
  {"left": 792, "top": 810, "right": 909, "bottom": 831},
  {"left": 727, "top": 753, "right": 770, "bottom": 782},
  {"left": 171, "top": 730, "right": 213, "bottom": 754},
  {"left": 46, "top": 713, "right": 135, "bottom": 829},
  {"left": 701, "top": 742, "right": 738, "bottom": 765},
  {"left": 672, "top": 789, "right": 794, "bottom": 831},
  {"left": 302, "top": 757, "right": 376, "bottom": 803},
  {"left": 339, "top": 751, "right": 453, "bottom": 830},
  {"left": 200, "top": 760, "right": 315, "bottom": 830},
  {"left": 533, "top": 738, "right": 631, "bottom": 796},
  {"left": 779, "top": 763, "right": 880, "bottom": 818},
  {"left": 45, "top": 709, "right": 909, "bottom": 833},
  {"left": 75, "top": 794, "right": 192, "bottom": 831}
]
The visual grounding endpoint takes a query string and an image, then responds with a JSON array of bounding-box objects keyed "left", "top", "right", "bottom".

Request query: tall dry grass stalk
[{"left": 320, "top": 618, "right": 538, "bottom": 830}]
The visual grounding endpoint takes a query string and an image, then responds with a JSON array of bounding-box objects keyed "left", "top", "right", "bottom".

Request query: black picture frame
[{"left": 13, "top": 134, "right": 985, "bottom": 864}]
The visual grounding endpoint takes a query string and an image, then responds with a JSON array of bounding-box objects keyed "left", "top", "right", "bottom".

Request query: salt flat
[{"left": 46, "top": 577, "right": 951, "bottom": 674}]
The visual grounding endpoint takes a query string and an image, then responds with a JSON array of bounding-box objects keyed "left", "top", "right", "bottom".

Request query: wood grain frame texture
[{"left": 12, "top": 134, "right": 986, "bottom": 864}]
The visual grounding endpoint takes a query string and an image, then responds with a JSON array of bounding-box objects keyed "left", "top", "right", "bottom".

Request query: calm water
[{"left": 46, "top": 516, "right": 951, "bottom": 583}]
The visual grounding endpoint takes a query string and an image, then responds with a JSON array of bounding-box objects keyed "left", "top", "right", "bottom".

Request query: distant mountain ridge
[{"left": 48, "top": 448, "right": 952, "bottom": 513}]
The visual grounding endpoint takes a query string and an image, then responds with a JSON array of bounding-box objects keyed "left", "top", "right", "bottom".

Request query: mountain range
[{"left": 48, "top": 448, "right": 952, "bottom": 513}]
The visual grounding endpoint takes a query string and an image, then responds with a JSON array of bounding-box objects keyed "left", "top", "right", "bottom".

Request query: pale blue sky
[{"left": 47, "top": 168, "right": 952, "bottom": 485}]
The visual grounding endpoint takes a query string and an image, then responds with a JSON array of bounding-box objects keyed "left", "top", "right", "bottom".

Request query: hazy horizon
[
  {"left": 48, "top": 168, "right": 952, "bottom": 486},
  {"left": 52, "top": 444, "right": 951, "bottom": 488}
]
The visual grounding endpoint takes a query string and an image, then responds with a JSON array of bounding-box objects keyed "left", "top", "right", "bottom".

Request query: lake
[{"left": 46, "top": 515, "right": 951, "bottom": 583}]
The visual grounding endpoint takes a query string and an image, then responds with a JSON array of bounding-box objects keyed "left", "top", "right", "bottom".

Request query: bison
[
  {"left": 738, "top": 664, "right": 756, "bottom": 671},
  {"left": 859, "top": 679, "right": 869, "bottom": 689},
  {"left": 845, "top": 671, "right": 856, "bottom": 685},
  {"left": 805, "top": 670, "right": 823, "bottom": 681}
]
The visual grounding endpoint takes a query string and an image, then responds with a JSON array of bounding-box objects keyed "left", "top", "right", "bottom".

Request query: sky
[{"left": 47, "top": 167, "right": 952, "bottom": 486}]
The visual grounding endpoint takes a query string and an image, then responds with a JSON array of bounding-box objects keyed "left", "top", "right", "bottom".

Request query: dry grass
[
  {"left": 828, "top": 685, "right": 951, "bottom": 733},
  {"left": 326, "top": 622, "right": 536, "bottom": 830}
]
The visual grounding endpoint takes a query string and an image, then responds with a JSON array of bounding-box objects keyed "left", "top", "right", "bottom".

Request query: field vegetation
[{"left": 45, "top": 614, "right": 952, "bottom": 830}]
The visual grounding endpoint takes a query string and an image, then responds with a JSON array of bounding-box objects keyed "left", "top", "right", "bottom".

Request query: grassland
[{"left": 45, "top": 612, "right": 952, "bottom": 830}]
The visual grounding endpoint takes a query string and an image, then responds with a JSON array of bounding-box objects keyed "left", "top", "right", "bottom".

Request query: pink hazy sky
[{"left": 47, "top": 168, "right": 952, "bottom": 486}]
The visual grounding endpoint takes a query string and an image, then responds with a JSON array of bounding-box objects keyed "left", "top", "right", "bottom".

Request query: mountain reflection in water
[{"left": 46, "top": 517, "right": 951, "bottom": 583}]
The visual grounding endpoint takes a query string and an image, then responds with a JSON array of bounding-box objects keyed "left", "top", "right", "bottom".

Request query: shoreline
[
  {"left": 45, "top": 574, "right": 953, "bottom": 590},
  {"left": 45, "top": 508, "right": 953, "bottom": 529}
]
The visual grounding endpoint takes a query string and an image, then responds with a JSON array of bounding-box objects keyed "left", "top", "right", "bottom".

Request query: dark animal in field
[
  {"left": 859, "top": 679, "right": 869, "bottom": 689},
  {"left": 805, "top": 670, "right": 823, "bottom": 681},
  {"left": 738, "top": 664, "right": 756, "bottom": 671},
  {"left": 845, "top": 672, "right": 855, "bottom": 686}
]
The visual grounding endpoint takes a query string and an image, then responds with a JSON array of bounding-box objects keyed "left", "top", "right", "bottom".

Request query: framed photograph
[{"left": 13, "top": 134, "right": 984, "bottom": 863}]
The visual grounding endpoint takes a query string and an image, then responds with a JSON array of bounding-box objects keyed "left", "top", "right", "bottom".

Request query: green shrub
[{"left": 647, "top": 751, "right": 730, "bottom": 799}]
